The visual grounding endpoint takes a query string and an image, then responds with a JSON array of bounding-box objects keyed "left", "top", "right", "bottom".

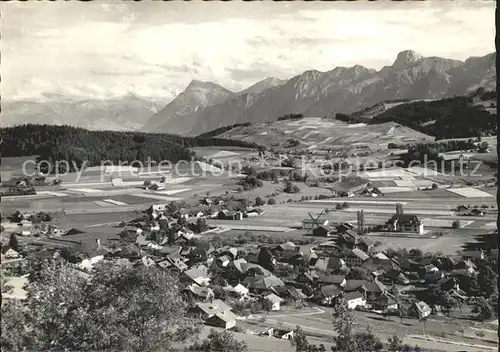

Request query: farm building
[
  {"left": 302, "top": 216, "right": 329, "bottom": 230},
  {"left": 345, "top": 291, "right": 366, "bottom": 310},
  {"left": 264, "top": 293, "right": 284, "bottom": 311},
  {"left": 217, "top": 210, "right": 244, "bottom": 220},
  {"left": 205, "top": 311, "right": 237, "bottom": 330},
  {"left": 344, "top": 248, "right": 369, "bottom": 267},
  {"left": 312, "top": 225, "right": 334, "bottom": 237}
]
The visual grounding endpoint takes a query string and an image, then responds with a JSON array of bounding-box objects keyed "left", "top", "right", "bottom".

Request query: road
[{"left": 244, "top": 308, "right": 497, "bottom": 352}]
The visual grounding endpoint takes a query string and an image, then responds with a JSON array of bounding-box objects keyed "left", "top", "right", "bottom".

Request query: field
[
  {"left": 446, "top": 187, "right": 494, "bottom": 198},
  {"left": 218, "top": 118, "right": 434, "bottom": 152}
]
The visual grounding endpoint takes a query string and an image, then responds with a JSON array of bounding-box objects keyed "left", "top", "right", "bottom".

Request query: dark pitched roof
[
  {"left": 344, "top": 280, "right": 368, "bottom": 292},
  {"left": 389, "top": 214, "right": 421, "bottom": 225},
  {"left": 318, "top": 275, "right": 346, "bottom": 285},
  {"left": 345, "top": 291, "right": 364, "bottom": 301},
  {"left": 364, "top": 279, "right": 387, "bottom": 293},
  {"left": 320, "top": 284, "right": 342, "bottom": 297}
]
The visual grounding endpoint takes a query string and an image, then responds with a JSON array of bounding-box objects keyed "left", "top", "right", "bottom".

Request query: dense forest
[
  {"left": 373, "top": 95, "right": 496, "bottom": 139},
  {"left": 336, "top": 91, "right": 497, "bottom": 140},
  {"left": 196, "top": 122, "right": 252, "bottom": 138},
  {"left": 1, "top": 124, "right": 261, "bottom": 172},
  {"left": 277, "top": 113, "right": 304, "bottom": 121}
]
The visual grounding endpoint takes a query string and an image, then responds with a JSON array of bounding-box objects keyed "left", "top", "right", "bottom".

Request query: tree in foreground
[
  {"left": 472, "top": 297, "right": 494, "bottom": 322},
  {"left": 290, "top": 326, "right": 326, "bottom": 352},
  {"left": 189, "top": 329, "right": 248, "bottom": 352},
  {"left": 9, "top": 260, "right": 200, "bottom": 351},
  {"left": 387, "top": 334, "right": 404, "bottom": 351},
  {"left": 1, "top": 299, "right": 29, "bottom": 351},
  {"left": 477, "top": 263, "right": 498, "bottom": 298},
  {"left": 8, "top": 233, "right": 19, "bottom": 250},
  {"left": 331, "top": 297, "right": 382, "bottom": 352}
]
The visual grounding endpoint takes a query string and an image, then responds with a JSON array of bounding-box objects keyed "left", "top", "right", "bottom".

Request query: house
[
  {"left": 317, "top": 274, "right": 346, "bottom": 287},
  {"left": 302, "top": 216, "right": 329, "bottom": 230},
  {"left": 344, "top": 248, "right": 369, "bottom": 267},
  {"left": 2, "top": 276, "right": 28, "bottom": 300},
  {"left": 167, "top": 256, "right": 189, "bottom": 272},
  {"left": 370, "top": 294, "right": 399, "bottom": 312},
  {"left": 296, "top": 271, "right": 320, "bottom": 286},
  {"left": 194, "top": 211, "right": 205, "bottom": 219},
  {"left": 222, "top": 258, "right": 248, "bottom": 282},
  {"left": 470, "top": 208, "right": 485, "bottom": 217},
  {"left": 316, "top": 240, "right": 339, "bottom": 250},
  {"left": 335, "top": 232, "right": 374, "bottom": 253},
  {"left": 437, "top": 276, "right": 460, "bottom": 291},
  {"left": 396, "top": 272, "right": 410, "bottom": 285},
  {"left": 276, "top": 241, "right": 297, "bottom": 252},
  {"left": 259, "top": 328, "right": 295, "bottom": 340},
  {"left": 364, "top": 279, "right": 387, "bottom": 301},
  {"left": 215, "top": 246, "right": 239, "bottom": 260},
  {"left": 458, "top": 250, "right": 485, "bottom": 261},
  {"left": 19, "top": 219, "right": 32, "bottom": 227},
  {"left": 174, "top": 229, "right": 194, "bottom": 244},
  {"left": 77, "top": 254, "right": 104, "bottom": 271},
  {"left": 245, "top": 263, "right": 273, "bottom": 277},
  {"left": 150, "top": 222, "right": 160, "bottom": 232},
  {"left": 298, "top": 246, "right": 318, "bottom": 264},
  {"left": 362, "top": 254, "right": 400, "bottom": 273},
  {"left": 408, "top": 301, "right": 431, "bottom": 319},
  {"left": 337, "top": 222, "right": 355, "bottom": 233},
  {"left": 315, "top": 284, "right": 342, "bottom": 306},
  {"left": 140, "top": 256, "right": 156, "bottom": 267},
  {"left": 264, "top": 293, "right": 284, "bottom": 311},
  {"left": 217, "top": 210, "right": 243, "bottom": 220},
  {"left": 345, "top": 291, "right": 366, "bottom": 310},
  {"left": 151, "top": 204, "right": 167, "bottom": 212},
  {"left": 283, "top": 287, "right": 308, "bottom": 302},
  {"left": 243, "top": 275, "right": 284, "bottom": 293},
  {"left": 313, "top": 257, "right": 345, "bottom": 272},
  {"left": 313, "top": 225, "right": 332, "bottom": 237},
  {"left": 4, "top": 248, "right": 20, "bottom": 259},
  {"left": 192, "top": 299, "right": 233, "bottom": 320},
  {"left": 135, "top": 234, "right": 150, "bottom": 247},
  {"left": 386, "top": 214, "right": 424, "bottom": 234},
  {"left": 205, "top": 311, "right": 237, "bottom": 330},
  {"left": 183, "top": 284, "right": 215, "bottom": 302},
  {"left": 201, "top": 198, "right": 213, "bottom": 206},
  {"left": 343, "top": 280, "right": 368, "bottom": 294},
  {"left": 183, "top": 267, "right": 211, "bottom": 286},
  {"left": 232, "top": 283, "right": 250, "bottom": 298},
  {"left": 20, "top": 229, "right": 31, "bottom": 236},
  {"left": 246, "top": 209, "right": 264, "bottom": 217}
]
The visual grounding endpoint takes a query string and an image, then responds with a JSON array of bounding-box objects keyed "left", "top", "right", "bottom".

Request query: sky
[{"left": 1, "top": 0, "right": 496, "bottom": 103}]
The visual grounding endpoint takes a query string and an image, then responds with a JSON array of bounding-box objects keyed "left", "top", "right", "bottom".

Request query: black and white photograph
[{"left": 1, "top": 1, "right": 498, "bottom": 351}]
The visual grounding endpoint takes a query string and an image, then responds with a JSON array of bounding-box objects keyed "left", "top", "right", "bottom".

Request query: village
[{"left": 2, "top": 178, "right": 498, "bottom": 351}]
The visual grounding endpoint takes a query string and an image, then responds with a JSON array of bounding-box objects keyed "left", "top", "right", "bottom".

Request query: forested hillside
[
  {"left": 334, "top": 90, "right": 497, "bottom": 140},
  {"left": 0, "top": 124, "right": 260, "bottom": 171},
  {"left": 372, "top": 94, "right": 496, "bottom": 139}
]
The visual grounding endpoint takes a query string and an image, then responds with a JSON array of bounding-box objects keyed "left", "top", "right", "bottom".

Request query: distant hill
[
  {"left": 369, "top": 89, "right": 496, "bottom": 139},
  {"left": 0, "top": 124, "right": 261, "bottom": 172},
  {"left": 201, "top": 89, "right": 496, "bottom": 149},
  {"left": 145, "top": 50, "right": 495, "bottom": 136},
  {"left": 210, "top": 117, "right": 434, "bottom": 153}
]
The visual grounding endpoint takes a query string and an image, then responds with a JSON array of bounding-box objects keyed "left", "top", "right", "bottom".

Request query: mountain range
[
  {"left": 2, "top": 94, "right": 163, "bottom": 132},
  {"left": 145, "top": 50, "right": 496, "bottom": 136},
  {"left": 2, "top": 50, "right": 495, "bottom": 134}
]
